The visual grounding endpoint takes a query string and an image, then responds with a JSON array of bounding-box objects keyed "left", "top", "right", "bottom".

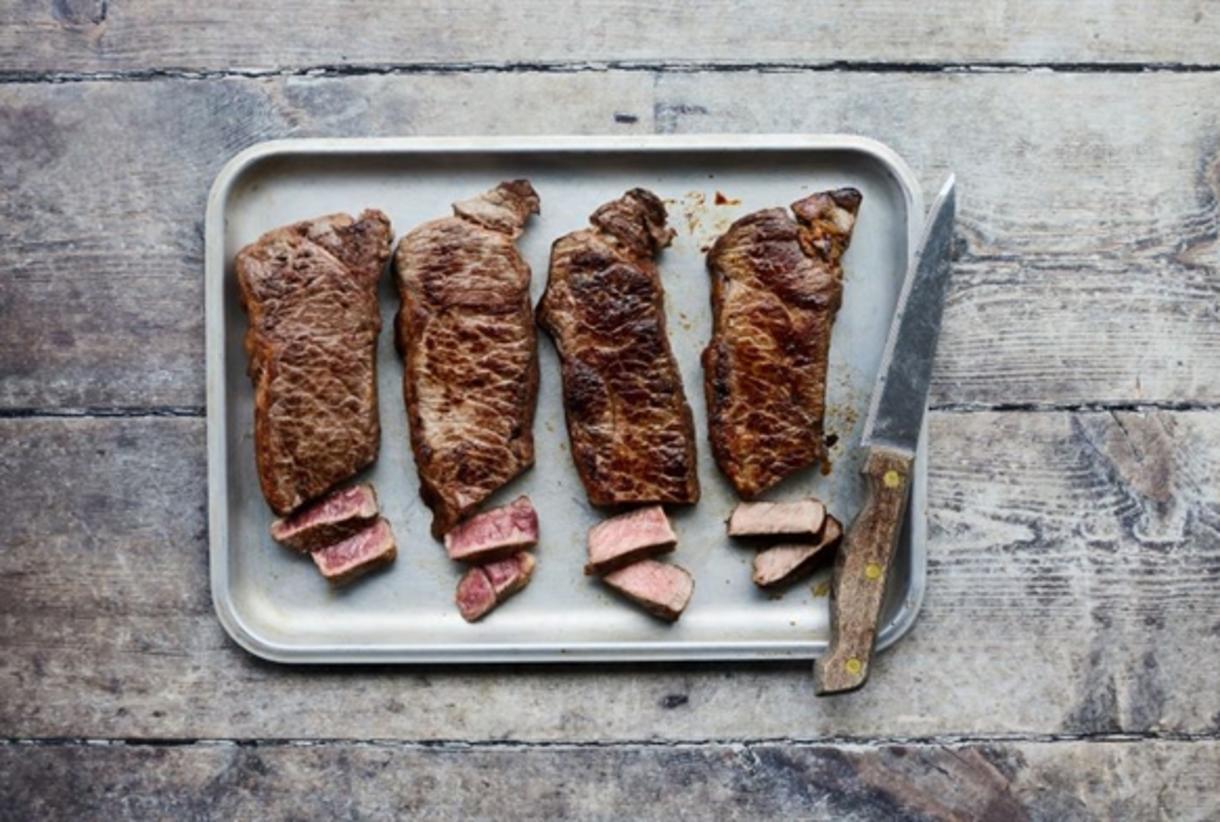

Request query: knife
[{"left": 814, "top": 175, "right": 957, "bottom": 695}]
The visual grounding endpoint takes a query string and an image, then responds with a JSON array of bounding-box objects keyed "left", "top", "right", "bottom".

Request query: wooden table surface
[{"left": 3, "top": 3, "right": 1219, "bottom": 819}]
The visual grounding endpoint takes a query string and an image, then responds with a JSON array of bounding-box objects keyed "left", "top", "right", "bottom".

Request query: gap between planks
[
  {"left": 0, "top": 406, "right": 205, "bottom": 419},
  {"left": 3, "top": 59, "right": 1220, "bottom": 85},
  {"left": 3, "top": 730, "right": 1219, "bottom": 751},
  {"left": 2, "top": 400, "right": 1218, "bottom": 421}
]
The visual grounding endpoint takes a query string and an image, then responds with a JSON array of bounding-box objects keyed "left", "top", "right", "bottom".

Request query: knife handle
[{"left": 814, "top": 446, "right": 913, "bottom": 695}]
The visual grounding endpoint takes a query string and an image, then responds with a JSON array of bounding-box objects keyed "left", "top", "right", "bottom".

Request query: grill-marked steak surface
[
  {"left": 538, "top": 189, "right": 699, "bottom": 506},
  {"left": 236, "top": 210, "right": 392, "bottom": 516},
  {"left": 395, "top": 181, "right": 541, "bottom": 537},
  {"left": 703, "top": 189, "right": 861, "bottom": 498}
]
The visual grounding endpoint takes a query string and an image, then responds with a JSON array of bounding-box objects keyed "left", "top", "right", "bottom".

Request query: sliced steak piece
[
  {"left": 751, "top": 515, "right": 844, "bottom": 589},
  {"left": 727, "top": 498, "right": 826, "bottom": 539},
  {"left": 444, "top": 495, "right": 539, "bottom": 564},
  {"left": 602, "top": 560, "right": 694, "bottom": 622},
  {"left": 455, "top": 552, "right": 537, "bottom": 622},
  {"left": 311, "top": 517, "right": 397, "bottom": 586},
  {"left": 270, "top": 483, "right": 379, "bottom": 553},
  {"left": 538, "top": 188, "right": 700, "bottom": 507},
  {"left": 396, "top": 181, "right": 541, "bottom": 537},
  {"left": 236, "top": 210, "right": 392, "bottom": 515},
  {"left": 585, "top": 505, "right": 677, "bottom": 576},
  {"left": 703, "top": 189, "right": 861, "bottom": 498}
]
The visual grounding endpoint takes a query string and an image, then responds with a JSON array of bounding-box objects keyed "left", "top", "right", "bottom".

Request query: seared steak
[
  {"left": 538, "top": 189, "right": 699, "bottom": 506},
  {"left": 727, "top": 498, "right": 827, "bottom": 539},
  {"left": 456, "top": 552, "right": 536, "bottom": 622},
  {"left": 602, "top": 560, "right": 694, "bottom": 622},
  {"left": 751, "top": 515, "right": 843, "bottom": 589},
  {"left": 396, "top": 181, "right": 541, "bottom": 537},
  {"left": 703, "top": 189, "right": 861, "bottom": 498},
  {"left": 585, "top": 505, "right": 676, "bottom": 576},
  {"left": 311, "top": 517, "right": 397, "bottom": 586},
  {"left": 444, "top": 495, "right": 539, "bottom": 564},
  {"left": 270, "top": 483, "right": 379, "bottom": 553},
  {"left": 236, "top": 210, "right": 392, "bottom": 515}
]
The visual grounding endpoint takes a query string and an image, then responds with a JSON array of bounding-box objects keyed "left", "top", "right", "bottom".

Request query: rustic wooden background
[{"left": 2, "top": 2, "right": 1219, "bottom": 819}]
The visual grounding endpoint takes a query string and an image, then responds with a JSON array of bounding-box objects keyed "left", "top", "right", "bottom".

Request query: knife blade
[{"left": 814, "top": 175, "right": 956, "bottom": 695}]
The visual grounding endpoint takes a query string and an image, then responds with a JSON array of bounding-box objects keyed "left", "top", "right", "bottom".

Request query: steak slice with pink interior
[
  {"left": 602, "top": 560, "right": 694, "bottom": 622},
  {"left": 456, "top": 552, "right": 536, "bottom": 622},
  {"left": 727, "top": 498, "right": 827, "bottom": 538},
  {"left": 584, "top": 505, "right": 677, "bottom": 576},
  {"left": 751, "top": 515, "right": 844, "bottom": 589},
  {"left": 270, "top": 483, "right": 379, "bottom": 553},
  {"left": 311, "top": 518, "right": 397, "bottom": 586},
  {"left": 444, "top": 496, "right": 539, "bottom": 564}
]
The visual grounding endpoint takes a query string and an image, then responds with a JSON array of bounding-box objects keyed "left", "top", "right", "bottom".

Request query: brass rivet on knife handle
[{"left": 814, "top": 446, "right": 913, "bottom": 695}]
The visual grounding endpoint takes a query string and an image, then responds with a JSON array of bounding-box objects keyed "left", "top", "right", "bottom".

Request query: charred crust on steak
[
  {"left": 236, "top": 210, "right": 392, "bottom": 516},
  {"left": 538, "top": 189, "right": 700, "bottom": 507},
  {"left": 703, "top": 188, "right": 862, "bottom": 499},
  {"left": 396, "top": 182, "right": 541, "bottom": 537},
  {"left": 453, "top": 179, "right": 541, "bottom": 238},
  {"left": 589, "top": 187, "right": 676, "bottom": 257}
]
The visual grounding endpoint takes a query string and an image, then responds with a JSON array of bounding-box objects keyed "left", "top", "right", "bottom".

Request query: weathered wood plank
[
  {"left": 3, "top": 1, "right": 1219, "bottom": 74},
  {"left": 2, "top": 72, "right": 1217, "bottom": 411},
  {"left": 1, "top": 739, "right": 1217, "bottom": 821},
  {"left": 651, "top": 71, "right": 1220, "bottom": 409},
  {"left": 0, "top": 72, "right": 654, "bottom": 409},
  {"left": 1, "top": 410, "right": 1216, "bottom": 741}
]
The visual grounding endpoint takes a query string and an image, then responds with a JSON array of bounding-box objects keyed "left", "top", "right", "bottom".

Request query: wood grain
[
  {"left": 652, "top": 71, "right": 1220, "bottom": 410},
  {"left": 1, "top": 739, "right": 1217, "bottom": 821},
  {"left": 2, "top": 1, "right": 1219, "bottom": 74},
  {"left": 817, "top": 448, "right": 913, "bottom": 694},
  {"left": 0, "top": 72, "right": 654, "bottom": 410},
  {"left": 2, "top": 72, "right": 1217, "bottom": 411},
  {"left": 3, "top": 0, "right": 1217, "bottom": 808},
  {"left": 2, "top": 410, "right": 1216, "bottom": 741}
]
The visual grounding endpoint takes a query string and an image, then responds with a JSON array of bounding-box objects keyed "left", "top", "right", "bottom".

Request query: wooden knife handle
[{"left": 814, "top": 446, "right": 914, "bottom": 695}]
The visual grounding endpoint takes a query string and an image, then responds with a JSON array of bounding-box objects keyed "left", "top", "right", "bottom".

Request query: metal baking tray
[{"left": 206, "top": 135, "right": 927, "bottom": 663}]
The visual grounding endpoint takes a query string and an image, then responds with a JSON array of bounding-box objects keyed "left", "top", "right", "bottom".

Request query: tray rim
[{"left": 205, "top": 133, "right": 929, "bottom": 664}]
